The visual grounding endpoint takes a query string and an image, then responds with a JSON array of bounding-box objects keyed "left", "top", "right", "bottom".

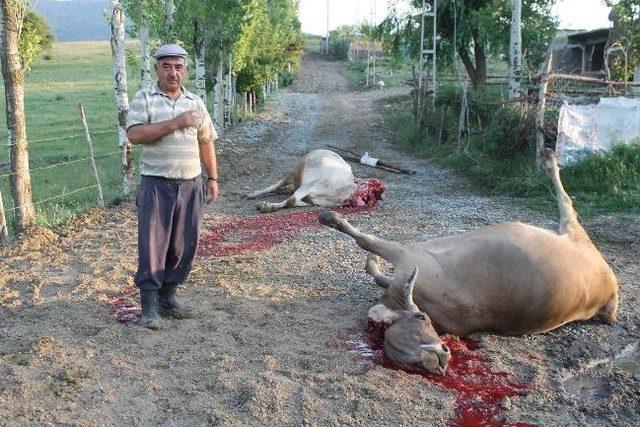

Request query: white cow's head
[{"left": 372, "top": 268, "right": 451, "bottom": 375}]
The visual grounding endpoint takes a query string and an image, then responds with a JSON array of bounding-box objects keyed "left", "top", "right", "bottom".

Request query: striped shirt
[{"left": 127, "top": 83, "right": 217, "bottom": 179}]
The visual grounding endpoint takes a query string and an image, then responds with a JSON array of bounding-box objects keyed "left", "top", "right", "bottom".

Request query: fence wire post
[
  {"left": 77, "top": 101, "right": 105, "bottom": 207},
  {"left": 0, "top": 188, "right": 7, "bottom": 244}
]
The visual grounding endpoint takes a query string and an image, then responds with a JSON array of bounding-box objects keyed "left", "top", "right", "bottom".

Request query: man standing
[{"left": 126, "top": 44, "right": 219, "bottom": 329}]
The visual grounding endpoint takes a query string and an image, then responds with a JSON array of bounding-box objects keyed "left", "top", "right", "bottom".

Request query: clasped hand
[{"left": 175, "top": 110, "right": 203, "bottom": 129}]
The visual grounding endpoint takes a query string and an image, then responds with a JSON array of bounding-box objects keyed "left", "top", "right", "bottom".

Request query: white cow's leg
[
  {"left": 257, "top": 187, "right": 309, "bottom": 213},
  {"left": 541, "top": 148, "right": 590, "bottom": 241},
  {"left": 319, "top": 211, "right": 404, "bottom": 262},
  {"left": 246, "top": 177, "right": 289, "bottom": 199},
  {"left": 365, "top": 255, "right": 393, "bottom": 289}
]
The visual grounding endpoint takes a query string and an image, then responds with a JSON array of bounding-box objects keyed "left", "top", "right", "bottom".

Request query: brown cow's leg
[
  {"left": 541, "top": 148, "right": 591, "bottom": 242},
  {"left": 319, "top": 211, "right": 404, "bottom": 263},
  {"left": 597, "top": 293, "right": 618, "bottom": 324}
]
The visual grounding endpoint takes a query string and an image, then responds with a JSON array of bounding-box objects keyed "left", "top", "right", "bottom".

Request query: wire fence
[{"left": 1, "top": 126, "right": 138, "bottom": 239}]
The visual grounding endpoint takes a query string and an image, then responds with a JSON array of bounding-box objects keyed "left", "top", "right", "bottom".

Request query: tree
[
  {"left": 379, "top": 0, "right": 557, "bottom": 88},
  {"left": 123, "top": 0, "right": 302, "bottom": 130},
  {"left": 234, "top": 0, "right": 302, "bottom": 94},
  {"left": 605, "top": 0, "right": 640, "bottom": 81},
  {"left": 0, "top": 0, "right": 35, "bottom": 234},
  {"left": 18, "top": 9, "right": 54, "bottom": 69}
]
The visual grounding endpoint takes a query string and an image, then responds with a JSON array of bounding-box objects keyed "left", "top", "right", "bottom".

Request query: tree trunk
[
  {"left": 230, "top": 74, "right": 237, "bottom": 126},
  {"left": 0, "top": 187, "right": 7, "bottom": 243},
  {"left": 223, "top": 57, "right": 232, "bottom": 129},
  {"left": 214, "top": 52, "right": 224, "bottom": 135},
  {"left": 459, "top": 39, "right": 487, "bottom": 89},
  {"left": 472, "top": 38, "right": 487, "bottom": 88},
  {"left": 163, "top": 0, "right": 175, "bottom": 43},
  {"left": 110, "top": 0, "right": 133, "bottom": 197},
  {"left": 508, "top": 0, "right": 522, "bottom": 100},
  {"left": 193, "top": 18, "right": 206, "bottom": 102},
  {"left": 138, "top": 1, "right": 152, "bottom": 90},
  {"left": 0, "top": 0, "right": 35, "bottom": 234}
]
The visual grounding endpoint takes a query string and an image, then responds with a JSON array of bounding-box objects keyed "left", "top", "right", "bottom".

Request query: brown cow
[{"left": 319, "top": 149, "right": 618, "bottom": 375}]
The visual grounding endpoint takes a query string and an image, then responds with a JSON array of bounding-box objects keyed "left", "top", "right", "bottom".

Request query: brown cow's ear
[{"left": 403, "top": 267, "right": 420, "bottom": 312}]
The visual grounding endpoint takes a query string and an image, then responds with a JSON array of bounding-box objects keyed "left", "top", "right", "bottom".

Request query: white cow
[{"left": 247, "top": 149, "right": 383, "bottom": 213}]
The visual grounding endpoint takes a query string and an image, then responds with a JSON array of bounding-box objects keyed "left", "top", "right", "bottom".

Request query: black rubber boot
[
  {"left": 139, "top": 290, "right": 162, "bottom": 329},
  {"left": 159, "top": 283, "right": 192, "bottom": 319}
]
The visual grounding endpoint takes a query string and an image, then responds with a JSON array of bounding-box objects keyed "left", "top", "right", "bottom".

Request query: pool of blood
[
  {"left": 108, "top": 286, "right": 140, "bottom": 324},
  {"left": 198, "top": 206, "right": 368, "bottom": 257},
  {"left": 342, "top": 320, "right": 532, "bottom": 427}
]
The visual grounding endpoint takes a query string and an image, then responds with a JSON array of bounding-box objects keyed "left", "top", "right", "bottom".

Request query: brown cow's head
[{"left": 382, "top": 268, "right": 451, "bottom": 375}]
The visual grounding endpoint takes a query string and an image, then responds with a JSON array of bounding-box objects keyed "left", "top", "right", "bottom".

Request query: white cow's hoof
[{"left": 257, "top": 202, "right": 273, "bottom": 213}]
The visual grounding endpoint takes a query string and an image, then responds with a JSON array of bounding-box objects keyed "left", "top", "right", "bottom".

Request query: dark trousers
[{"left": 135, "top": 175, "right": 204, "bottom": 291}]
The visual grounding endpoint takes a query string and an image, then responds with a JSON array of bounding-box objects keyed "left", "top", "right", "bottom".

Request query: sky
[{"left": 299, "top": 0, "right": 612, "bottom": 36}]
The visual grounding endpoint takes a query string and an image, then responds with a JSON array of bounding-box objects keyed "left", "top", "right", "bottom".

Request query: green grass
[
  {"left": 303, "top": 33, "right": 323, "bottom": 53},
  {"left": 0, "top": 41, "right": 153, "bottom": 238},
  {"left": 346, "top": 57, "right": 413, "bottom": 88},
  {"left": 381, "top": 95, "right": 640, "bottom": 219}
]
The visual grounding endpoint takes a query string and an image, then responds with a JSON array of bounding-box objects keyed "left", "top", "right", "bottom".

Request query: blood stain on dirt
[
  {"left": 108, "top": 287, "right": 140, "bottom": 324},
  {"left": 110, "top": 207, "right": 371, "bottom": 324},
  {"left": 198, "top": 206, "right": 370, "bottom": 257},
  {"left": 342, "top": 321, "right": 532, "bottom": 427}
]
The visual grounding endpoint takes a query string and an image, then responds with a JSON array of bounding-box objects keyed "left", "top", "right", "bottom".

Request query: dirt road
[{"left": 1, "top": 53, "right": 638, "bottom": 426}]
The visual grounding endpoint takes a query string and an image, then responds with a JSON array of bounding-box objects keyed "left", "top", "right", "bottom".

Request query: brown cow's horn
[{"left": 403, "top": 267, "right": 420, "bottom": 312}]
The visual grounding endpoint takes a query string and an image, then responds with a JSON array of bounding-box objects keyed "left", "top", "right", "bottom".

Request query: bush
[
  {"left": 279, "top": 70, "right": 294, "bottom": 87},
  {"left": 562, "top": 142, "right": 640, "bottom": 211},
  {"left": 484, "top": 103, "right": 536, "bottom": 158}
]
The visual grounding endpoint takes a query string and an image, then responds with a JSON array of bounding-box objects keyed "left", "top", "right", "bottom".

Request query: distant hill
[{"left": 31, "top": 0, "right": 111, "bottom": 42}]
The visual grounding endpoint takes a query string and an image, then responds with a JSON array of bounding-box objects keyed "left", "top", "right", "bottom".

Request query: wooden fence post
[
  {"left": 535, "top": 51, "right": 554, "bottom": 168},
  {"left": 456, "top": 84, "right": 469, "bottom": 154},
  {"left": 77, "top": 102, "right": 105, "bottom": 207},
  {"left": 0, "top": 188, "right": 7, "bottom": 243}
]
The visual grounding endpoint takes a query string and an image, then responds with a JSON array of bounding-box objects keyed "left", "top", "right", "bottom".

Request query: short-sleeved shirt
[{"left": 127, "top": 83, "right": 217, "bottom": 179}]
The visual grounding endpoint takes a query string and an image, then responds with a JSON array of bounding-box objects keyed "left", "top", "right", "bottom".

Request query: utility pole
[
  {"left": 366, "top": 2, "right": 375, "bottom": 86},
  {"left": 325, "top": 0, "right": 330, "bottom": 55},
  {"left": 417, "top": 0, "right": 437, "bottom": 118}
]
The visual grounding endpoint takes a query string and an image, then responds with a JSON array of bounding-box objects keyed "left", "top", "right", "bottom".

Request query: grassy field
[{"left": 0, "top": 41, "right": 207, "bottom": 237}]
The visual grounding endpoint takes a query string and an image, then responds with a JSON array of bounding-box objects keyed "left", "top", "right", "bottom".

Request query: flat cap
[{"left": 154, "top": 44, "right": 188, "bottom": 59}]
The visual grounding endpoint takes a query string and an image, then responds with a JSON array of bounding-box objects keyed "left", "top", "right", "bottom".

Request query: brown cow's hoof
[{"left": 318, "top": 210, "right": 342, "bottom": 228}]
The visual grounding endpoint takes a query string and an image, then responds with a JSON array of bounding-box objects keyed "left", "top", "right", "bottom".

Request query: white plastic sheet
[{"left": 556, "top": 97, "right": 640, "bottom": 165}]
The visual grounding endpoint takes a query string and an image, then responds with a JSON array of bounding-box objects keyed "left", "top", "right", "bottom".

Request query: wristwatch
[{"left": 207, "top": 176, "right": 219, "bottom": 182}]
